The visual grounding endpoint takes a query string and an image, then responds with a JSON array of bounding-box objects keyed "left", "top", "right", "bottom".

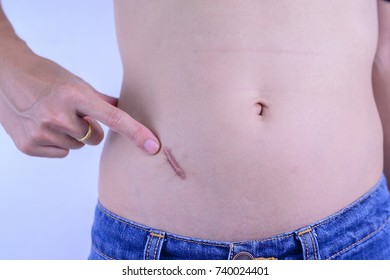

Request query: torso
[{"left": 98, "top": 0, "right": 383, "bottom": 241}]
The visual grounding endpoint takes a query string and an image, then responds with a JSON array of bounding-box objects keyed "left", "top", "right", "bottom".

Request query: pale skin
[
  {"left": 1, "top": 0, "right": 390, "bottom": 241},
  {"left": 0, "top": 2, "right": 161, "bottom": 157}
]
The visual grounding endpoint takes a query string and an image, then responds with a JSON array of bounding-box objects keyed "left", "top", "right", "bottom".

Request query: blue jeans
[{"left": 88, "top": 173, "right": 390, "bottom": 260}]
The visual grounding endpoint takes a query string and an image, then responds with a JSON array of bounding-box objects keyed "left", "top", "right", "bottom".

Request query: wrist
[
  {"left": 0, "top": 17, "right": 32, "bottom": 65},
  {"left": 0, "top": 34, "right": 31, "bottom": 58}
]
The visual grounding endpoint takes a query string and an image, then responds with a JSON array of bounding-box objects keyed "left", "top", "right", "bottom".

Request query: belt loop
[
  {"left": 228, "top": 243, "right": 235, "bottom": 260},
  {"left": 295, "top": 227, "right": 321, "bottom": 260},
  {"left": 144, "top": 230, "right": 166, "bottom": 260}
]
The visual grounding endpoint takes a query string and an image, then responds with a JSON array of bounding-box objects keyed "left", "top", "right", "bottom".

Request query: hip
[{"left": 90, "top": 172, "right": 390, "bottom": 260}]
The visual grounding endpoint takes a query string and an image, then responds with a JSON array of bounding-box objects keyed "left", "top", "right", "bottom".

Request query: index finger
[{"left": 77, "top": 92, "right": 161, "bottom": 155}]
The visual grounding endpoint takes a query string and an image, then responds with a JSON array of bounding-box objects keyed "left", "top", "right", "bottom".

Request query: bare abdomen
[{"left": 97, "top": 0, "right": 383, "bottom": 241}]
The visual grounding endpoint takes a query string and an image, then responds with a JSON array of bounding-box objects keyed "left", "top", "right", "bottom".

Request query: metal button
[{"left": 233, "top": 251, "right": 254, "bottom": 260}]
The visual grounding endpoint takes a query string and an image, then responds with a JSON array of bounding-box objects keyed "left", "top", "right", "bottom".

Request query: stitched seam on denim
[
  {"left": 95, "top": 177, "right": 384, "bottom": 248},
  {"left": 254, "top": 257, "right": 278, "bottom": 260},
  {"left": 97, "top": 204, "right": 230, "bottom": 248},
  {"left": 145, "top": 235, "right": 154, "bottom": 260},
  {"left": 302, "top": 234, "right": 310, "bottom": 260},
  {"left": 308, "top": 231, "right": 318, "bottom": 260},
  {"left": 168, "top": 235, "right": 230, "bottom": 247},
  {"left": 98, "top": 205, "right": 150, "bottom": 233},
  {"left": 98, "top": 202, "right": 293, "bottom": 247},
  {"left": 326, "top": 216, "right": 390, "bottom": 260},
  {"left": 235, "top": 232, "right": 295, "bottom": 245},
  {"left": 308, "top": 178, "right": 384, "bottom": 232},
  {"left": 95, "top": 177, "right": 384, "bottom": 253},
  {"left": 229, "top": 244, "right": 235, "bottom": 260},
  {"left": 233, "top": 177, "right": 383, "bottom": 246},
  {"left": 153, "top": 236, "right": 163, "bottom": 260},
  {"left": 91, "top": 244, "right": 115, "bottom": 260}
]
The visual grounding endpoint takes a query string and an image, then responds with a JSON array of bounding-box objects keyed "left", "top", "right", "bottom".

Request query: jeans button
[{"left": 233, "top": 252, "right": 254, "bottom": 260}]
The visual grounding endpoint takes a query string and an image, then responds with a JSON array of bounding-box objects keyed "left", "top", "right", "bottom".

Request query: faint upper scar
[
  {"left": 192, "top": 47, "right": 322, "bottom": 56},
  {"left": 163, "top": 147, "right": 186, "bottom": 179}
]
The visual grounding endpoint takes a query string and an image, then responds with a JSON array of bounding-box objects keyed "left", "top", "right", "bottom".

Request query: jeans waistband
[{"left": 90, "top": 173, "right": 390, "bottom": 260}]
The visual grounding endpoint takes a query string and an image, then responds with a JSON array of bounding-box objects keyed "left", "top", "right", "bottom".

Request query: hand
[{"left": 0, "top": 50, "right": 160, "bottom": 158}]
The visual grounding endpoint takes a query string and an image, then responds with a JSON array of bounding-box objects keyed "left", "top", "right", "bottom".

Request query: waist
[{"left": 91, "top": 173, "right": 390, "bottom": 259}]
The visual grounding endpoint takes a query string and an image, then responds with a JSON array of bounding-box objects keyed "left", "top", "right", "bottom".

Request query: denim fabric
[{"left": 88, "top": 173, "right": 390, "bottom": 260}]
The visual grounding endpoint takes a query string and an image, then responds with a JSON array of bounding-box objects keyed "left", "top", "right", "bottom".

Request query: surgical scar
[{"left": 163, "top": 147, "right": 186, "bottom": 179}]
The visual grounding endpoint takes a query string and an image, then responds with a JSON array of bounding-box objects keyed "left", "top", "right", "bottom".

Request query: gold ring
[{"left": 77, "top": 120, "right": 92, "bottom": 142}]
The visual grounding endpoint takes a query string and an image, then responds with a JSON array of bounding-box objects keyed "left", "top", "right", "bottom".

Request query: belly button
[{"left": 255, "top": 102, "right": 266, "bottom": 116}]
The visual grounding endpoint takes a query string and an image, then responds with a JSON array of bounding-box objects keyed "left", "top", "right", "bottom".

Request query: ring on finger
[{"left": 77, "top": 119, "right": 93, "bottom": 143}]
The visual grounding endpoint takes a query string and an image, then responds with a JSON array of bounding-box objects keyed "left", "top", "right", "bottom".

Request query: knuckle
[
  {"left": 53, "top": 81, "right": 89, "bottom": 104},
  {"left": 63, "top": 85, "right": 80, "bottom": 103},
  {"left": 30, "top": 129, "right": 48, "bottom": 144},
  {"left": 17, "top": 141, "right": 35, "bottom": 156},
  {"left": 106, "top": 109, "right": 122, "bottom": 129},
  {"left": 14, "top": 123, "right": 53, "bottom": 156},
  {"left": 39, "top": 109, "right": 67, "bottom": 130},
  {"left": 131, "top": 124, "right": 147, "bottom": 143},
  {"left": 53, "top": 82, "right": 77, "bottom": 97},
  {"left": 41, "top": 114, "right": 60, "bottom": 129},
  {"left": 70, "top": 141, "right": 85, "bottom": 150}
]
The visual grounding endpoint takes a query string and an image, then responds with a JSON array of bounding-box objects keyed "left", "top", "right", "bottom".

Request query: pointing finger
[{"left": 77, "top": 91, "right": 160, "bottom": 154}]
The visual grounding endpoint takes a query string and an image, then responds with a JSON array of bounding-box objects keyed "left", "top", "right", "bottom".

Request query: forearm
[
  {"left": 0, "top": 4, "right": 32, "bottom": 62},
  {"left": 0, "top": 2, "right": 13, "bottom": 35},
  {"left": 0, "top": 3, "right": 39, "bottom": 125},
  {"left": 372, "top": 57, "right": 390, "bottom": 188},
  {"left": 0, "top": 5, "right": 38, "bottom": 92}
]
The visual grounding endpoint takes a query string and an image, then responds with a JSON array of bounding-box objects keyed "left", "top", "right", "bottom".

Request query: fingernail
[{"left": 144, "top": 139, "right": 160, "bottom": 154}]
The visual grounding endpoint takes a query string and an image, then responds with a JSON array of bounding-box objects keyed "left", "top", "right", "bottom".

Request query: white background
[{"left": 0, "top": 0, "right": 122, "bottom": 259}]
